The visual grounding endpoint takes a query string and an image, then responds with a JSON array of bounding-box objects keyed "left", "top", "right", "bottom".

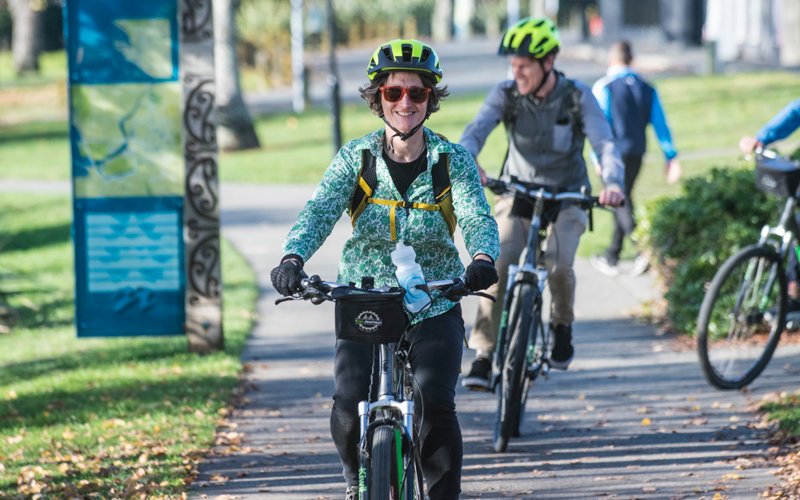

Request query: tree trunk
[
  {"left": 9, "top": 0, "right": 43, "bottom": 74},
  {"left": 432, "top": 0, "right": 452, "bottom": 42},
  {"left": 213, "top": 0, "right": 260, "bottom": 151}
]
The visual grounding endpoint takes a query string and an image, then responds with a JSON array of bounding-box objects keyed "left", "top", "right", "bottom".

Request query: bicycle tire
[
  {"left": 697, "top": 244, "right": 786, "bottom": 389},
  {"left": 494, "top": 282, "right": 535, "bottom": 453},
  {"left": 369, "top": 425, "right": 401, "bottom": 500},
  {"left": 515, "top": 305, "right": 543, "bottom": 437}
]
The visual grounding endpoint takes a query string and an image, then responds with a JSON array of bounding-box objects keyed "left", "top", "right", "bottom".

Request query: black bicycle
[
  {"left": 276, "top": 274, "right": 488, "bottom": 499},
  {"left": 485, "top": 177, "right": 603, "bottom": 453},
  {"left": 697, "top": 149, "right": 800, "bottom": 389}
]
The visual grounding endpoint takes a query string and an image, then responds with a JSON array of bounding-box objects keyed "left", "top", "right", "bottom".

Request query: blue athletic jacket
[{"left": 592, "top": 67, "right": 677, "bottom": 160}]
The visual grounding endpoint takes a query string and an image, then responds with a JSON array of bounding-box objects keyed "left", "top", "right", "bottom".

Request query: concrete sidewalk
[{"left": 188, "top": 183, "right": 799, "bottom": 499}]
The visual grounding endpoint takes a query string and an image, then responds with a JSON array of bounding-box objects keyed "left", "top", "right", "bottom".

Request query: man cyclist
[{"left": 460, "top": 17, "right": 624, "bottom": 391}]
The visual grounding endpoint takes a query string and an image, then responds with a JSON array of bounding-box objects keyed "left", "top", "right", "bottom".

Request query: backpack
[{"left": 348, "top": 149, "right": 456, "bottom": 242}]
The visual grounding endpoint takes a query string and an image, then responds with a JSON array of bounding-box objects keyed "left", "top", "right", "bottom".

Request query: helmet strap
[
  {"left": 531, "top": 59, "right": 552, "bottom": 98},
  {"left": 382, "top": 117, "right": 426, "bottom": 151}
]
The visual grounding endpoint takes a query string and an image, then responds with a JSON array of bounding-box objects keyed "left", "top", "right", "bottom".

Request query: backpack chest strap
[{"left": 367, "top": 198, "right": 442, "bottom": 241}]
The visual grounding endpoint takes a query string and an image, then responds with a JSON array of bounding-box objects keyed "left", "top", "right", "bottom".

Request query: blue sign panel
[
  {"left": 74, "top": 198, "right": 185, "bottom": 336},
  {"left": 66, "top": 0, "right": 185, "bottom": 336},
  {"left": 66, "top": 0, "right": 179, "bottom": 84}
]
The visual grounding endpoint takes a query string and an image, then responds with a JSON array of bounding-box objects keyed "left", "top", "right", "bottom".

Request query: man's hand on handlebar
[{"left": 598, "top": 186, "right": 625, "bottom": 207}]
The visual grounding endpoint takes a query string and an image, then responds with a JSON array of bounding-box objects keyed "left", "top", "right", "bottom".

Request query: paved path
[{"left": 187, "top": 183, "right": 800, "bottom": 499}]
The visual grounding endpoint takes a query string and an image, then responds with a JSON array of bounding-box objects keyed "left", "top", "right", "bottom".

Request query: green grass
[
  {"left": 762, "top": 393, "right": 800, "bottom": 437},
  {"left": 0, "top": 193, "right": 258, "bottom": 498},
  {"left": 0, "top": 51, "right": 67, "bottom": 88}
]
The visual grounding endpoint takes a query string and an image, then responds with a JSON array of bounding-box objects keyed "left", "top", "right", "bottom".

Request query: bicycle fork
[
  {"left": 357, "top": 344, "right": 416, "bottom": 497},
  {"left": 493, "top": 264, "right": 548, "bottom": 389}
]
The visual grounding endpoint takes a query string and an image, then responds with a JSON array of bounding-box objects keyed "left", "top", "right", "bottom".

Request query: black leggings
[{"left": 330, "top": 305, "right": 464, "bottom": 499}]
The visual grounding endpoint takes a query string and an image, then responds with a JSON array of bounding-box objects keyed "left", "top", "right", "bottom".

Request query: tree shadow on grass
[
  {"left": 0, "top": 369, "right": 237, "bottom": 432},
  {"left": 0, "top": 336, "right": 191, "bottom": 390},
  {"left": 0, "top": 222, "right": 71, "bottom": 253},
  {"left": 0, "top": 122, "right": 68, "bottom": 145}
]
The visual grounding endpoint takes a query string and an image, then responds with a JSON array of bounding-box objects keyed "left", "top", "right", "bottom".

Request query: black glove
[
  {"left": 270, "top": 257, "right": 304, "bottom": 296},
  {"left": 464, "top": 258, "right": 498, "bottom": 291}
]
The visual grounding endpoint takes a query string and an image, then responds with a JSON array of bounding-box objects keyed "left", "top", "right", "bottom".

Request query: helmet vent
[
  {"left": 402, "top": 44, "right": 413, "bottom": 61},
  {"left": 420, "top": 47, "right": 431, "bottom": 62}
]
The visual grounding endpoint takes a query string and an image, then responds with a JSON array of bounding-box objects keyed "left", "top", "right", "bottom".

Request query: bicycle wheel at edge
[
  {"left": 494, "top": 282, "right": 535, "bottom": 453},
  {"left": 369, "top": 425, "right": 401, "bottom": 500},
  {"left": 697, "top": 244, "right": 787, "bottom": 390}
]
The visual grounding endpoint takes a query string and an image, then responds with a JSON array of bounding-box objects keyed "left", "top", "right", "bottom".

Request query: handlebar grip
[{"left": 485, "top": 178, "right": 507, "bottom": 195}]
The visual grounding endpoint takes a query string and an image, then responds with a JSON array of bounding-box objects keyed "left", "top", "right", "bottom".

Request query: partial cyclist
[
  {"left": 739, "top": 98, "right": 800, "bottom": 328},
  {"left": 270, "top": 39, "right": 500, "bottom": 499},
  {"left": 459, "top": 17, "right": 625, "bottom": 391}
]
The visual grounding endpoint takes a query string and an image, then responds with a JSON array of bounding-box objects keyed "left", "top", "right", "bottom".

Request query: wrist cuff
[{"left": 281, "top": 254, "right": 304, "bottom": 267}]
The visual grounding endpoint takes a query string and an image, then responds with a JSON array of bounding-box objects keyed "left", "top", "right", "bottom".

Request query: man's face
[{"left": 510, "top": 55, "right": 550, "bottom": 96}]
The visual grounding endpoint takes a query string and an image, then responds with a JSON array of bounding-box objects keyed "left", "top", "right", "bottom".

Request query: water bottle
[{"left": 391, "top": 242, "right": 431, "bottom": 313}]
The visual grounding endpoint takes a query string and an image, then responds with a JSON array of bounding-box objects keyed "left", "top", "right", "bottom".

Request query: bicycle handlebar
[
  {"left": 275, "top": 274, "right": 495, "bottom": 305},
  {"left": 485, "top": 177, "right": 603, "bottom": 208}
]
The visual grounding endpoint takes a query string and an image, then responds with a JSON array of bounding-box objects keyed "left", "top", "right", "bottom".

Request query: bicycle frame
[
  {"left": 493, "top": 187, "right": 559, "bottom": 386},
  {"left": 758, "top": 196, "right": 800, "bottom": 260}
]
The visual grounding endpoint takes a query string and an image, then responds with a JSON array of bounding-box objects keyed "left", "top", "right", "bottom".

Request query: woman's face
[{"left": 381, "top": 72, "right": 428, "bottom": 135}]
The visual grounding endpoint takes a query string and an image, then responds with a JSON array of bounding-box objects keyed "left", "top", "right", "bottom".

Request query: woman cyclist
[{"left": 270, "top": 39, "right": 500, "bottom": 499}]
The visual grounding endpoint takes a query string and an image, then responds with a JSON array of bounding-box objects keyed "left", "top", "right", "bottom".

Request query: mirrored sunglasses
[{"left": 379, "top": 86, "right": 431, "bottom": 103}]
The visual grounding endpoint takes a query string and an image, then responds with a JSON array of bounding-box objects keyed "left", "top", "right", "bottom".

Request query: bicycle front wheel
[
  {"left": 369, "top": 425, "right": 401, "bottom": 500},
  {"left": 697, "top": 244, "right": 786, "bottom": 389},
  {"left": 494, "top": 282, "right": 535, "bottom": 453}
]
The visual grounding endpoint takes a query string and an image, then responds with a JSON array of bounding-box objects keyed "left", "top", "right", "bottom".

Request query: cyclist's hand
[
  {"left": 739, "top": 135, "right": 763, "bottom": 154},
  {"left": 464, "top": 257, "right": 498, "bottom": 291},
  {"left": 599, "top": 186, "right": 624, "bottom": 207},
  {"left": 270, "top": 257, "right": 304, "bottom": 296}
]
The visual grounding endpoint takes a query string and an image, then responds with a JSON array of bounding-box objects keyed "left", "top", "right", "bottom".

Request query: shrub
[{"left": 638, "top": 165, "right": 781, "bottom": 334}]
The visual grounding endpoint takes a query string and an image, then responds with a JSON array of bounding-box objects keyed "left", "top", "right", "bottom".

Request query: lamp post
[{"left": 326, "top": 0, "right": 342, "bottom": 152}]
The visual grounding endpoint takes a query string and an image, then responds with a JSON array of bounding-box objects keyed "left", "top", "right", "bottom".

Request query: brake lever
[{"left": 275, "top": 296, "right": 295, "bottom": 305}]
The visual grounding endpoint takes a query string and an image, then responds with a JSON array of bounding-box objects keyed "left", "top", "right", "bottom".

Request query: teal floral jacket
[{"left": 282, "top": 127, "right": 500, "bottom": 323}]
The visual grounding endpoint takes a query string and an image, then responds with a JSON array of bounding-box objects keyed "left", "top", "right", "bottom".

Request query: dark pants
[
  {"left": 330, "top": 305, "right": 464, "bottom": 499},
  {"left": 605, "top": 154, "right": 643, "bottom": 264}
]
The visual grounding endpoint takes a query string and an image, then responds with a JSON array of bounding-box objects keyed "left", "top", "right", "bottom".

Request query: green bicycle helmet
[
  {"left": 498, "top": 17, "right": 560, "bottom": 59},
  {"left": 367, "top": 39, "right": 443, "bottom": 83}
]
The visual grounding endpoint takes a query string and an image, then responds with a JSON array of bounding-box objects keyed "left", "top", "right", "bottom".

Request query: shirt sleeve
[
  {"left": 756, "top": 99, "right": 800, "bottom": 146},
  {"left": 592, "top": 79, "right": 613, "bottom": 124},
  {"left": 578, "top": 82, "right": 624, "bottom": 190},
  {"left": 448, "top": 146, "right": 500, "bottom": 262},
  {"left": 281, "top": 146, "right": 358, "bottom": 262},
  {"left": 650, "top": 90, "right": 678, "bottom": 161},
  {"left": 458, "top": 82, "right": 508, "bottom": 159}
]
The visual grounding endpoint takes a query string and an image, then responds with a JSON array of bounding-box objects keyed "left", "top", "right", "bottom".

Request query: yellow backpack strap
[
  {"left": 348, "top": 150, "right": 377, "bottom": 226},
  {"left": 432, "top": 153, "right": 457, "bottom": 238}
]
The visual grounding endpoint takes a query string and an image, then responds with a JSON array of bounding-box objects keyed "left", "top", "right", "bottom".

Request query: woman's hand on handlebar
[
  {"left": 598, "top": 186, "right": 625, "bottom": 207},
  {"left": 464, "top": 255, "right": 498, "bottom": 292},
  {"left": 270, "top": 256, "right": 306, "bottom": 296}
]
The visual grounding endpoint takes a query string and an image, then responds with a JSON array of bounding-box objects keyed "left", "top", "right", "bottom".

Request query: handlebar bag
[
  {"left": 756, "top": 155, "right": 800, "bottom": 198},
  {"left": 332, "top": 287, "right": 409, "bottom": 344}
]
